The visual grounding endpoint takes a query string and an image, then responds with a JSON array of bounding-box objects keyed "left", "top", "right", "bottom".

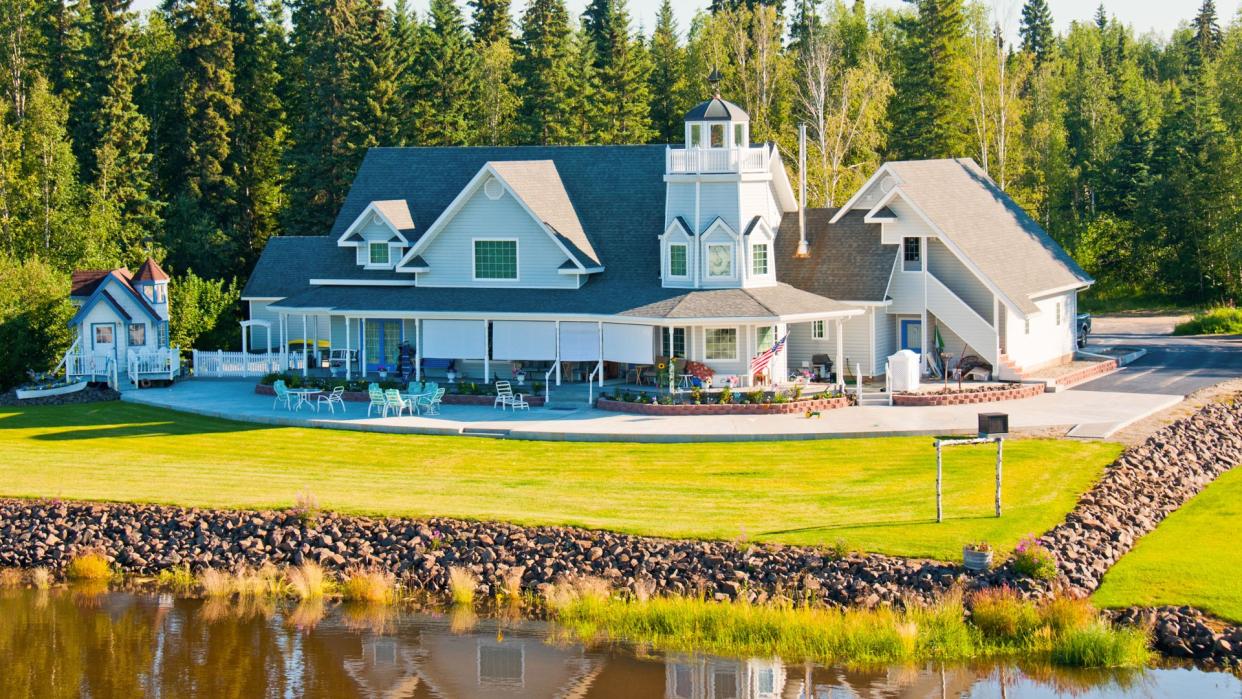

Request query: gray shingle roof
[
  {"left": 684, "top": 97, "right": 749, "bottom": 122},
  {"left": 488, "top": 160, "right": 599, "bottom": 267},
  {"left": 775, "top": 209, "right": 896, "bottom": 303},
  {"left": 885, "top": 159, "right": 1092, "bottom": 313}
]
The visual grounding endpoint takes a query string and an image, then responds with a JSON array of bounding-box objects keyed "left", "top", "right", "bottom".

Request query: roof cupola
[{"left": 683, "top": 68, "right": 749, "bottom": 150}]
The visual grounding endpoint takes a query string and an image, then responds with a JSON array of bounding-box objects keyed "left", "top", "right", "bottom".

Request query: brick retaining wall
[
  {"left": 596, "top": 395, "right": 850, "bottom": 416},
  {"left": 891, "top": 382, "right": 1045, "bottom": 406}
]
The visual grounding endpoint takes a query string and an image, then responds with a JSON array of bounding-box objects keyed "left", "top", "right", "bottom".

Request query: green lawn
[
  {"left": 1094, "top": 467, "right": 1242, "bottom": 623},
  {"left": 0, "top": 402, "right": 1122, "bottom": 561}
]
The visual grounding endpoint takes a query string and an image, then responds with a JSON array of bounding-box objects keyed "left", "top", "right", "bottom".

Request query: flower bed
[
  {"left": 892, "top": 382, "right": 1045, "bottom": 406},
  {"left": 254, "top": 383, "right": 546, "bottom": 407},
  {"left": 597, "top": 394, "right": 850, "bottom": 416}
]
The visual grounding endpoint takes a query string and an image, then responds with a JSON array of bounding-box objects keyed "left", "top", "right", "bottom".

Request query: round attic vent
[
  {"left": 879, "top": 175, "right": 895, "bottom": 194},
  {"left": 484, "top": 176, "right": 504, "bottom": 200}
]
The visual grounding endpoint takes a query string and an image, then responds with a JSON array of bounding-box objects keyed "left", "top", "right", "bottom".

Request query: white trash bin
[{"left": 888, "top": 349, "right": 921, "bottom": 392}]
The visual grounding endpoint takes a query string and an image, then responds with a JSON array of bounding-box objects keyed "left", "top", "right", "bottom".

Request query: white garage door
[
  {"left": 422, "top": 319, "right": 487, "bottom": 359},
  {"left": 491, "top": 321, "right": 558, "bottom": 360},
  {"left": 602, "top": 323, "right": 654, "bottom": 364},
  {"left": 559, "top": 322, "right": 600, "bottom": 361}
]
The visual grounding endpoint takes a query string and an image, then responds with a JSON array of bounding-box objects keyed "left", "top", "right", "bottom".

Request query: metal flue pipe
[{"left": 796, "top": 123, "right": 810, "bottom": 258}]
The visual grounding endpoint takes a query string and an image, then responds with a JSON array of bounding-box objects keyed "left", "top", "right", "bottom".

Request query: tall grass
[
  {"left": 448, "top": 567, "right": 477, "bottom": 607},
  {"left": 65, "top": 552, "right": 112, "bottom": 581},
  {"left": 548, "top": 583, "right": 1150, "bottom": 669},
  {"left": 287, "top": 562, "right": 330, "bottom": 600},
  {"left": 1174, "top": 306, "right": 1242, "bottom": 336},
  {"left": 198, "top": 568, "right": 234, "bottom": 598},
  {"left": 155, "top": 565, "right": 197, "bottom": 593},
  {"left": 340, "top": 567, "right": 395, "bottom": 604},
  {"left": 30, "top": 567, "right": 52, "bottom": 590},
  {"left": 0, "top": 568, "right": 24, "bottom": 588}
]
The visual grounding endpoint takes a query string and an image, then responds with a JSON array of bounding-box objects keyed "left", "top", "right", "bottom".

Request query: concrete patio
[{"left": 118, "top": 378, "right": 1184, "bottom": 442}]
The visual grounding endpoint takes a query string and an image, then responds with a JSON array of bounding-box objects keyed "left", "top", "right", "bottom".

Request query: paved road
[{"left": 1074, "top": 315, "right": 1242, "bottom": 396}]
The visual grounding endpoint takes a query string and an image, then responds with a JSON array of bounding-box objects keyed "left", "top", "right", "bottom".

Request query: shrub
[
  {"left": 500, "top": 566, "right": 526, "bottom": 600},
  {"left": 0, "top": 568, "right": 24, "bottom": 588},
  {"left": 155, "top": 565, "right": 197, "bottom": 592},
  {"left": 287, "top": 562, "right": 329, "bottom": 600},
  {"left": 1012, "top": 536, "right": 1058, "bottom": 580},
  {"left": 718, "top": 386, "right": 733, "bottom": 404},
  {"left": 30, "top": 567, "right": 52, "bottom": 590},
  {"left": 341, "top": 567, "right": 395, "bottom": 604},
  {"left": 449, "top": 566, "right": 478, "bottom": 606},
  {"left": 745, "top": 389, "right": 764, "bottom": 404},
  {"left": 1051, "top": 622, "right": 1151, "bottom": 668},
  {"left": 1173, "top": 306, "right": 1242, "bottom": 336},
  {"left": 65, "top": 552, "right": 112, "bottom": 581},
  {"left": 1039, "top": 596, "right": 1095, "bottom": 634},
  {"left": 968, "top": 587, "right": 1040, "bottom": 640}
]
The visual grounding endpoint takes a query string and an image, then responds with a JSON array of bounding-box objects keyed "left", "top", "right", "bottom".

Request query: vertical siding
[
  {"left": 927, "top": 239, "right": 993, "bottom": 323},
  {"left": 418, "top": 189, "right": 576, "bottom": 288}
]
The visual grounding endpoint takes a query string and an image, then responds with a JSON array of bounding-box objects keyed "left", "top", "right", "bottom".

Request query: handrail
[
  {"left": 884, "top": 360, "right": 893, "bottom": 406},
  {"left": 855, "top": 363, "right": 863, "bottom": 404},
  {"left": 587, "top": 362, "right": 603, "bottom": 406},
  {"left": 545, "top": 364, "right": 556, "bottom": 404},
  {"left": 53, "top": 337, "right": 82, "bottom": 378}
]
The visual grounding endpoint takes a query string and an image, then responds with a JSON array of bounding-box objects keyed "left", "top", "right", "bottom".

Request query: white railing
[
  {"left": 545, "top": 365, "right": 556, "bottom": 405},
  {"left": 884, "top": 360, "right": 893, "bottom": 406},
  {"left": 127, "top": 347, "right": 180, "bottom": 387},
  {"left": 665, "top": 146, "right": 770, "bottom": 174},
  {"left": 64, "top": 351, "right": 115, "bottom": 380},
  {"left": 53, "top": 337, "right": 82, "bottom": 378},
  {"left": 925, "top": 273, "right": 998, "bottom": 364},
  {"left": 191, "top": 350, "right": 302, "bottom": 378},
  {"left": 855, "top": 363, "right": 863, "bottom": 404},
  {"left": 587, "top": 362, "right": 604, "bottom": 406}
]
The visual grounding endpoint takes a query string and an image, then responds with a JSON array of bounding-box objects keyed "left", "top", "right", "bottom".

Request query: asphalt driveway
[{"left": 1074, "top": 315, "right": 1242, "bottom": 396}]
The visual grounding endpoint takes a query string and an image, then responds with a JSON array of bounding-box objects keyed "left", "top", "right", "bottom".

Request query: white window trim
[
  {"left": 92, "top": 323, "right": 114, "bottom": 347},
  {"left": 901, "top": 236, "right": 921, "bottom": 273},
  {"left": 471, "top": 237, "right": 520, "bottom": 282},
  {"left": 705, "top": 242, "right": 736, "bottom": 280},
  {"left": 811, "top": 320, "right": 826, "bottom": 340},
  {"left": 667, "top": 242, "right": 689, "bottom": 279},
  {"left": 704, "top": 326, "right": 739, "bottom": 361},
  {"left": 750, "top": 242, "right": 770, "bottom": 277},
  {"left": 366, "top": 241, "right": 391, "bottom": 268}
]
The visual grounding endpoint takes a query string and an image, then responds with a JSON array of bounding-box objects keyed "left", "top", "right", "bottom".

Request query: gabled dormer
[
  {"left": 395, "top": 161, "right": 601, "bottom": 289},
  {"left": 337, "top": 200, "right": 415, "bottom": 270}
]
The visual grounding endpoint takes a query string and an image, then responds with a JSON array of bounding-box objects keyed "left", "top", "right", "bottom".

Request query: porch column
[
  {"left": 554, "top": 321, "right": 561, "bottom": 386},
  {"left": 745, "top": 324, "right": 755, "bottom": 387},
  {"left": 241, "top": 324, "right": 248, "bottom": 355},
  {"left": 314, "top": 317, "right": 320, "bottom": 367},
  {"left": 835, "top": 318, "right": 845, "bottom": 389},
  {"left": 281, "top": 313, "right": 288, "bottom": 371},
  {"left": 597, "top": 321, "right": 604, "bottom": 387},
  {"left": 301, "top": 314, "right": 308, "bottom": 377},
  {"left": 482, "top": 319, "right": 490, "bottom": 384},
  {"left": 345, "top": 317, "right": 352, "bottom": 381},
  {"left": 414, "top": 318, "right": 422, "bottom": 382},
  {"left": 360, "top": 318, "right": 367, "bottom": 378}
]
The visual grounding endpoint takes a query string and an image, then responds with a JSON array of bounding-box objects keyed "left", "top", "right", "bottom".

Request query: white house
[
  {"left": 242, "top": 94, "right": 1091, "bottom": 388},
  {"left": 65, "top": 258, "right": 179, "bottom": 386}
]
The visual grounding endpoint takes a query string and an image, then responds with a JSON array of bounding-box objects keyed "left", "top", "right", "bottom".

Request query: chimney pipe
[{"left": 795, "top": 123, "right": 810, "bottom": 258}]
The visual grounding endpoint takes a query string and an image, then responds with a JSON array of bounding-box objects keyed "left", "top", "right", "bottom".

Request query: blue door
[
  {"left": 361, "top": 320, "right": 402, "bottom": 372},
  {"left": 900, "top": 319, "right": 922, "bottom": 352}
]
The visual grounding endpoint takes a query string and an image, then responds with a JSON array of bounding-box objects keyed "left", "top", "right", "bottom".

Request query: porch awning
[
  {"left": 558, "top": 322, "right": 600, "bottom": 361},
  {"left": 491, "top": 321, "right": 557, "bottom": 361},
  {"left": 602, "top": 323, "right": 654, "bottom": 364},
  {"left": 422, "top": 319, "right": 486, "bottom": 359}
]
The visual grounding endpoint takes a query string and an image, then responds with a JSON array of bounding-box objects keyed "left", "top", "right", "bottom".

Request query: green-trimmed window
[
  {"left": 368, "top": 241, "right": 390, "bottom": 265},
  {"left": 474, "top": 239, "right": 518, "bottom": 280},
  {"left": 669, "top": 244, "right": 688, "bottom": 277},
  {"left": 751, "top": 243, "right": 769, "bottom": 276}
]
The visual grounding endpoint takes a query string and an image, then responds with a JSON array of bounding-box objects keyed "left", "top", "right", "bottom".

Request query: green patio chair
[
  {"left": 366, "top": 383, "right": 386, "bottom": 417},
  {"left": 272, "top": 380, "right": 293, "bottom": 411}
]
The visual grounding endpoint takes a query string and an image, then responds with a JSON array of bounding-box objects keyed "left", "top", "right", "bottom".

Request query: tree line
[{"left": 0, "top": 0, "right": 1240, "bottom": 386}]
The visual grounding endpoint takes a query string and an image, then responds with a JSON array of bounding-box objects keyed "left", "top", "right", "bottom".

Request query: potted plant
[
  {"left": 446, "top": 367, "right": 458, "bottom": 384},
  {"left": 514, "top": 363, "right": 526, "bottom": 385},
  {"left": 377, "top": 364, "right": 388, "bottom": 379},
  {"left": 963, "top": 541, "right": 993, "bottom": 571}
]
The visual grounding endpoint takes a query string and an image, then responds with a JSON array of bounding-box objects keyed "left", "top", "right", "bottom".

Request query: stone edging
[
  {"left": 254, "top": 383, "right": 546, "bottom": 407},
  {"left": 891, "top": 382, "right": 1045, "bottom": 406},
  {"left": 1051, "top": 359, "right": 1119, "bottom": 389},
  {"left": 595, "top": 395, "right": 850, "bottom": 416}
]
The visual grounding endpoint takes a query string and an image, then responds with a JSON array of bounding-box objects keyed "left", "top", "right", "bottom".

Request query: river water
[{"left": 1, "top": 589, "right": 1239, "bottom": 698}]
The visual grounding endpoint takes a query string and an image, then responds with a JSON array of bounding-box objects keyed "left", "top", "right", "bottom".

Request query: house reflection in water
[{"left": 664, "top": 655, "right": 786, "bottom": 699}]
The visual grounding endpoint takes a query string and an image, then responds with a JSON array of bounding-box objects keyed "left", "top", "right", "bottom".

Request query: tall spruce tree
[
  {"left": 353, "top": 0, "right": 401, "bottom": 147},
  {"left": 1190, "top": 0, "right": 1222, "bottom": 65},
  {"left": 888, "top": 0, "right": 971, "bottom": 159},
  {"left": 647, "top": 0, "right": 686, "bottom": 143},
  {"left": 412, "top": 0, "right": 479, "bottom": 145},
  {"left": 590, "top": 0, "right": 653, "bottom": 144},
  {"left": 516, "top": 0, "right": 575, "bottom": 144},
  {"left": 391, "top": 0, "right": 420, "bottom": 144},
  {"left": 469, "top": 0, "right": 511, "bottom": 44},
  {"left": 564, "top": 21, "right": 600, "bottom": 143},
  {"left": 581, "top": 0, "right": 611, "bottom": 62},
  {"left": 1018, "top": 0, "right": 1053, "bottom": 67}
]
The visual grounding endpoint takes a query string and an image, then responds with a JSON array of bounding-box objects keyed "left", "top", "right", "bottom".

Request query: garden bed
[
  {"left": 254, "top": 383, "right": 546, "bottom": 407},
  {"left": 892, "top": 382, "right": 1045, "bottom": 406},
  {"left": 596, "top": 394, "right": 850, "bottom": 415}
]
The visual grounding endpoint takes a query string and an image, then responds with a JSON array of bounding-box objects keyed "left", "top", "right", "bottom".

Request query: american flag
[{"left": 750, "top": 333, "right": 788, "bottom": 375}]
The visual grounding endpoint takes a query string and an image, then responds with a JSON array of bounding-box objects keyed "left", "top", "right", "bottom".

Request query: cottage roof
[{"left": 132, "top": 257, "right": 170, "bottom": 283}]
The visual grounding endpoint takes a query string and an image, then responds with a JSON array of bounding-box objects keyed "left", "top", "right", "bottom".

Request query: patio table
[
  {"left": 287, "top": 388, "right": 322, "bottom": 412},
  {"left": 402, "top": 392, "right": 430, "bottom": 414},
  {"left": 678, "top": 373, "right": 695, "bottom": 389}
]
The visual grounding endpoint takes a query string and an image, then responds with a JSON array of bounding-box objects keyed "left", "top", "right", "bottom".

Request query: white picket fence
[
  {"left": 127, "top": 347, "right": 180, "bottom": 387},
  {"left": 191, "top": 349, "right": 304, "bottom": 378}
]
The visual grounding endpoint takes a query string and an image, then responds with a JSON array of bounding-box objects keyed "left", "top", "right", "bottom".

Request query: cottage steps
[
  {"left": 996, "top": 353, "right": 1028, "bottom": 381},
  {"left": 856, "top": 389, "right": 891, "bottom": 407}
]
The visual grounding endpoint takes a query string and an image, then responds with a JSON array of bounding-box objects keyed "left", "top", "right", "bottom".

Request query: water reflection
[{"left": 0, "top": 589, "right": 1239, "bottom": 698}]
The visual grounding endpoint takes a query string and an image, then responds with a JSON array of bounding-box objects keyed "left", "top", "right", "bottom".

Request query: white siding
[
  {"left": 874, "top": 309, "right": 897, "bottom": 371},
  {"left": 927, "top": 239, "right": 993, "bottom": 323},
  {"left": 1003, "top": 291, "right": 1077, "bottom": 372},
  {"left": 698, "top": 182, "right": 740, "bottom": 232},
  {"left": 885, "top": 252, "right": 923, "bottom": 315},
  {"left": 738, "top": 180, "right": 780, "bottom": 229},
  {"left": 786, "top": 311, "right": 877, "bottom": 377},
  {"left": 665, "top": 182, "right": 696, "bottom": 229},
  {"left": 417, "top": 188, "right": 576, "bottom": 288},
  {"left": 880, "top": 197, "right": 935, "bottom": 241}
]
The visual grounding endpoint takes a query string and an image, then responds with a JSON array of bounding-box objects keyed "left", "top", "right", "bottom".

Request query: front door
[
  {"left": 362, "top": 320, "right": 402, "bottom": 372},
  {"left": 90, "top": 322, "right": 116, "bottom": 374},
  {"left": 900, "top": 319, "right": 922, "bottom": 352}
]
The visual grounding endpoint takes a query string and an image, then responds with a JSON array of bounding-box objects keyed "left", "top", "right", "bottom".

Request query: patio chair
[
  {"left": 272, "top": 380, "right": 293, "bottom": 410},
  {"left": 494, "top": 380, "right": 517, "bottom": 409},
  {"left": 317, "top": 385, "right": 346, "bottom": 414},
  {"left": 418, "top": 387, "right": 446, "bottom": 416},
  {"left": 383, "top": 388, "right": 411, "bottom": 418},
  {"left": 366, "top": 384, "right": 386, "bottom": 417}
]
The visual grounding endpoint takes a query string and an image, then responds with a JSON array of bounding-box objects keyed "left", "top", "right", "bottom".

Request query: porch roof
[{"left": 267, "top": 282, "right": 858, "bottom": 322}]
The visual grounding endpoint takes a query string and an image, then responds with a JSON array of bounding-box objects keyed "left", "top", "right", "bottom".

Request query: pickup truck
[{"left": 1077, "top": 312, "right": 1092, "bottom": 348}]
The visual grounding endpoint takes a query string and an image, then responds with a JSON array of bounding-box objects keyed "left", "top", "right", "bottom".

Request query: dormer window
[
  {"left": 369, "top": 241, "right": 390, "bottom": 266},
  {"left": 690, "top": 124, "right": 703, "bottom": 147},
  {"left": 751, "top": 243, "right": 769, "bottom": 276},
  {"left": 706, "top": 243, "right": 733, "bottom": 278},
  {"left": 669, "top": 244, "right": 688, "bottom": 278},
  {"left": 710, "top": 124, "right": 725, "bottom": 147}
]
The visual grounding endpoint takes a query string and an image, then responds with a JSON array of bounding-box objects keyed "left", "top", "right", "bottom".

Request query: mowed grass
[
  {"left": 1094, "top": 466, "right": 1242, "bottom": 623},
  {"left": 0, "top": 402, "right": 1122, "bottom": 561}
]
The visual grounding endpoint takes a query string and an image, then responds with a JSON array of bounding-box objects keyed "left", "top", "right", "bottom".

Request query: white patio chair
[
  {"left": 419, "top": 388, "right": 446, "bottom": 416},
  {"left": 510, "top": 392, "right": 529, "bottom": 411},
  {"left": 383, "top": 389, "right": 412, "bottom": 418},
  {"left": 272, "top": 380, "right": 293, "bottom": 411},
  {"left": 317, "top": 386, "right": 346, "bottom": 414},
  {"left": 494, "top": 380, "right": 517, "bottom": 410}
]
